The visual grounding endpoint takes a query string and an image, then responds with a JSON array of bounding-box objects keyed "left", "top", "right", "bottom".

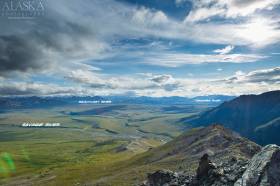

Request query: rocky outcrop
[
  {"left": 196, "top": 154, "right": 216, "bottom": 179},
  {"left": 235, "top": 144, "right": 280, "bottom": 186},
  {"left": 195, "top": 154, "right": 247, "bottom": 186},
  {"left": 143, "top": 170, "right": 193, "bottom": 186},
  {"left": 136, "top": 125, "right": 260, "bottom": 173},
  {"left": 142, "top": 145, "right": 280, "bottom": 186},
  {"left": 143, "top": 154, "right": 247, "bottom": 186}
]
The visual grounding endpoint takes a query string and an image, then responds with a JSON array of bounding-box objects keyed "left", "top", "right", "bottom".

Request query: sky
[{"left": 0, "top": 0, "right": 279, "bottom": 97}]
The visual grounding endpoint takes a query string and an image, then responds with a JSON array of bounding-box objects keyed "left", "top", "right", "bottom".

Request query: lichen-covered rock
[{"left": 234, "top": 144, "right": 280, "bottom": 186}]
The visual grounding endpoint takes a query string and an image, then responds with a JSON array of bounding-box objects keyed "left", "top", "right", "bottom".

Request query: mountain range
[
  {"left": 0, "top": 95, "right": 235, "bottom": 110},
  {"left": 185, "top": 90, "right": 280, "bottom": 145}
]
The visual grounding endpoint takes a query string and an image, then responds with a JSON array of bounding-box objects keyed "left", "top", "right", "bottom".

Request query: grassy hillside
[{"left": 78, "top": 125, "right": 260, "bottom": 185}]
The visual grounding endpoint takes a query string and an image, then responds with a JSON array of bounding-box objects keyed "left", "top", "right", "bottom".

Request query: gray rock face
[
  {"left": 196, "top": 154, "right": 247, "bottom": 186},
  {"left": 142, "top": 154, "right": 247, "bottom": 186},
  {"left": 235, "top": 144, "right": 280, "bottom": 186},
  {"left": 196, "top": 154, "right": 216, "bottom": 179},
  {"left": 142, "top": 145, "right": 280, "bottom": 186},
  {"left": 143, "top": 170, "right": 192, "bottom": 186}
]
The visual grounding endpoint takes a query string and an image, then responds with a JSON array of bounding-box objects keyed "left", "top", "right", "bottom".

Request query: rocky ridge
[
  {"left": 143, "top": 144, "right": 280, "bottom": 186},
  {"left": 135, "top": 124, "right": 260, "bottom": 175}
]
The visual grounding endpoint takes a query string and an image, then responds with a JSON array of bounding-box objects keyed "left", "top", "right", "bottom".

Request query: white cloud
[
  {"left": 48, "top": 0, "right": 278, "bottom": 48},
  {"left": 0, "top": 67, "right": 279, "bottom": 97},
  {"left": 185, "top": 6, "right": 226, "bottom": 22},
  {"left": 65, "top": 70, "right": 184, "bottom": 94},
  {"left": 63, "top": 68, "right": 280, "bottom": 97},
  {"left": 132, "top": 7, "right": 168, "bottom": 25},
  {"left": 236, "top": 17, "right": 280, "bottom": 47},
  {"left": 129, "top": 9, "right": 280, "bottom": 47},
  {"left": 235, "top": 70, "right": 246, "bottom": 76},
  {"left": 142, "top": 52, "right": 266, "bottom": 67},
  {"left": 225, "top": 67, "right": 280, "bottom": 84},
  {"left": 214, "top": 45, "right": 235, "bottom": 55},
  {"left": 225, "top": 0, "right": 280, "bottom": 18},
  {"left": 182, "top": 1, "right": 280, "bottom": 47},
  {"left": 65, "top": 70, "right": 180, "bottom": 91},
  {"left": 0, "top": 0, "right": 279, "bottom": 97},
  {"left": 187, "top": 16, "right": 280, "bottom": 47},
  {"left": 185, "top": 0, "right": 280, "bottom": 22},
  {"left": 1, "top": 0, "right": 279, "bottom": 79}
]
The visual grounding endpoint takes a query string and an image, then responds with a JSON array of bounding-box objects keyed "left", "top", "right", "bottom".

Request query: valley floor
[{"left": 0, "top": 104, "right": 207, "bottom": 185}]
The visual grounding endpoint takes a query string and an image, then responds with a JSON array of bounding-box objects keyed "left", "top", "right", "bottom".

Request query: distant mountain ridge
[
  {"left": 187, "top": 90, "right": 280, "bottom": 145},
  {"left": 0, "top": 95, "right": 235, "bottom": 110},
  {"left": 110, "top": 95, "right": 235, "bottom": 105}
]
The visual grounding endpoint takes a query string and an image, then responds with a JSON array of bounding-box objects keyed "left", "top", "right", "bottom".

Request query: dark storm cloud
[
  {"left": 0, "top": 35, "right": 48, "bottom": 76},
  {"left": 0, "top": 84, "right": 39, "bottom": 96},
  {"left": 0, "top": 0, "right": 106, "bottom": 77},
  {"left": 0, "top": 82, "right": 79, "bottom": 96}
]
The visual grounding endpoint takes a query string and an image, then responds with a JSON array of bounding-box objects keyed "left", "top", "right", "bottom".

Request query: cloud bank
[{"left": 0, "top": 0, "right": 279, "bottom": 97}]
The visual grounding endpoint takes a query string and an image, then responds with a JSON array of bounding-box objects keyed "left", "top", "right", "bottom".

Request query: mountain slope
[
  {"left": 131, "top": 125, "right": 260, "bottom": 174},
  {"left": 81, "top": 125, "right": 260, "bottom": 185},
  {"left": 254, "top": 117, "right": 280, "bottom": 145},
  {"left": 187, "top": 90, "right": 280, "bottom": 145}
]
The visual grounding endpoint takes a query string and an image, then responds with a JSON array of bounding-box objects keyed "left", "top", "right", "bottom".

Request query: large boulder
[
  {"left": 197, "top": 154, "right": 216, "bottom": 179},
  {"left": 235, "top": 144, "right": 280, "bottom": 186}
]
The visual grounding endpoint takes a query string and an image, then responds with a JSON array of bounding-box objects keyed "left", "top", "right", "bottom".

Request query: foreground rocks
[
  {"left": 142, "top": 144, "right": 280, "bottom": 186},
  {"left": 145, "top": 170, "right": 193, "bottom": 186},
  {"left": 235, "top": 144, "right": 280, "bottom": 186}
]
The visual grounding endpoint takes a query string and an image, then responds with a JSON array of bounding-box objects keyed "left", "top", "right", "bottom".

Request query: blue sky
[{"left": 0, "top": 0, "right": 279, "bottom": 97}]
